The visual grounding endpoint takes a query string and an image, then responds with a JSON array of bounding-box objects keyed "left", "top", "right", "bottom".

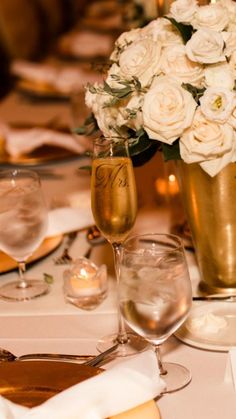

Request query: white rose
[
  {"left": 229, "top": 50, "right": 236, "bottom": 78},
  {"left": 222, "top": 32, "right": 236, "bottom": 58},
  {"left": 141, "top": 17, "right": 183, "bottom": 46},
  {"left": 110, "top": 28, "right": 141, "bottom": 61},
  {"left": 200, "top": 87, "right": 235, "bottom": 123},
  {"left": 117, "top": 92, "right": 144, "bottom": 131},
  {"left": 142, "top": 75, "right": 197, "bottom": 144},
  {"left": 85, "top": 87, "right": 125, "bottom": 138},
  {"left": 179, "top": 109, "right": 235, "bottom": 176},
  {"left": 204, "top": 62, "right": 235, "bottom": 90},
  {"left": 186, "top": 29, "right": 225, "bottom": 64},
  {"left": 191, "top": 3, "right": 229, "bottom": 31},
  {"left": 220, "top": 0, "right": 236, "bottom": 28},
  {"left": 170, "top": 0, "right": 198, "bottom": 25},
  {"left": 160, "top": 44, "right": 205, "bottom": 87},
  {"left": 229, "top": 101, "right": 236, "bottom": 129},
  {"left": 119, "top": 37, "right": 162, "bottom": 87}
]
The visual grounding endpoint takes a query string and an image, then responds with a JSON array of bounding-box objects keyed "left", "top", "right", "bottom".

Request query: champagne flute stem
[
  {"left": 112, "top": 242, "right": 129, "bottom": 345},
  {"left": 154, "top": 345, "right": 167, "bottom": 376},
  {"left": 18, "top": 261, "right": 28, "bottom": 289}
]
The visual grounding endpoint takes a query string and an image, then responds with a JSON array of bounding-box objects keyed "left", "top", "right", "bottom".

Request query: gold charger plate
[
  {"left": 0, "top": 360, "right": 101, "bottom": 407},
  {"left": 16, "top": 78, "right": 69, "bottom": 100},
  {"left": 0, "top": 235, "right": 62, "bottom": 274},
  {"left": 0, "top": 145, "right": 80, "bottom": 166}
]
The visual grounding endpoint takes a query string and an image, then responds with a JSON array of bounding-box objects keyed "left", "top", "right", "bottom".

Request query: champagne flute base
[
  {"left": 160, "top": 362, "right": 191, "bottom": 393},
  {"left": 0, "top": 280, "right": 49, "bottom": 301},
  {"left": 96, "top": 332, "right": 149, "bottom": 357}
]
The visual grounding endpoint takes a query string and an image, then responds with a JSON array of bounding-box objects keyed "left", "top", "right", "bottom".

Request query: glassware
[
  {"left": 91, "top": 137, "right": 147, "bottom": 356},
  {"left": 0, "top": 169, "right": 49, "bottom": 301},
  {"left": 119, "top": 233, "right": 192, "bottom": 392}
]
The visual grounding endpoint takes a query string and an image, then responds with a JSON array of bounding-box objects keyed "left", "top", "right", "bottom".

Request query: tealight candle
[{"left": 63, "top": 258, "right": 108, "bottom": 310}]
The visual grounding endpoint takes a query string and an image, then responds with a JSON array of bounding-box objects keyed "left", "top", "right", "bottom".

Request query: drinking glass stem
[
  {"left": 112, "top": 242, "right": 129, "bottom": 345},
  {"left": 18, "top": 261, "right": 28, "bottom": 289},
  {"left": 154, "top": 345, "right": 167, "bottom": 376}
]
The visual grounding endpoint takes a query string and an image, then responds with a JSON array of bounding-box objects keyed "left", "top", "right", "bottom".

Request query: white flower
[
  {"left": 117, "top": 93, "right": 144, "bottom": 131},
  {"left": 110, "top": 28, "right": 141, "bottom": 61},
  {"left": 142, "top": 76, "right": 197, "bottom": 144},
  {"left": 200, "top": 87, "right": 235, "bottom": 123},
  {"left": 141, "top": 17, "right": 183, "bottom": 46},
  {"left": 191, "top": 3, "right": 230, "bottom": 31},
  {"left": 85, "top": 87, "right": 125, "bottom": 138},
  {"left": 169, "top": 0, "right": 198, "bottom": 25},
  {"left": 185, "top": 29, "right": 226, "bottom": 64},
  {"left": 180, "top": 109, "right": 235, "bottom": 176},
  {"left": 229, "top": 50, "right": 236, "bottom": 78},
  {"left": 220, "top": 0, "right": 236, "bottom": 29},
  {"left": 160, "top": 44, "right": 205, "bottom": 87},
  {"left": 222, "top": 31, "right": 236, "bottom": 58},
  {"left": 229, "top": 101, "right": 236, "bottom": 129},
  {"left": 204, "top": 63, "right": 235, "bottom": 90},
  {"left": 118, "top": 37, "right": 162, "bottom": 87}
]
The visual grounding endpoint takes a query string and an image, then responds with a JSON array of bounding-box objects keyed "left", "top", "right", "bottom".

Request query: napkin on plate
[
  {"left": 0, "top": 350, "right": 165, "bottom": 419},
  {"left": 46, "top": 207, "right": 94, "bottom": 237},
  {"left": 2, "top": 125, "right": 86, "bottom": 157},
  {"left": 58, "top": 30, "right": 114, "bottom": 58},
  {"left": 11, "top": 60, "right": 103, "bottom": 95}
]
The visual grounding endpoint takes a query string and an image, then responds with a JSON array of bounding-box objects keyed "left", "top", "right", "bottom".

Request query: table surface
[{"left": 0, "top": 92, "right": 236, "bottom": 419}]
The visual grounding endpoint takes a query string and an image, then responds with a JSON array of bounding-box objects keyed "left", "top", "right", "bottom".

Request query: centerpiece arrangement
[
  {"left": 79, "top": 0, "right": 236, "bottom": 293},
  {"left": 82, "top": 0, "right": 236, "bottom": 177}
]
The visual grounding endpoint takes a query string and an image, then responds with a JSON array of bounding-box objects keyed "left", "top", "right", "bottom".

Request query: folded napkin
[
  {"left": 47, "top": 207, "right": 94, "bottom": 237},
  {"left": 11, "top": 60, "right": 103, "bottom": 94},
  {"left": 58, "top": 30, "right": 113, "bottom": 58},
  {"left": 0, "top": 122, "right": 88, "bottom": 157},
  {"left": 0, "top": 350, "right": 165, "bottom": 419}
]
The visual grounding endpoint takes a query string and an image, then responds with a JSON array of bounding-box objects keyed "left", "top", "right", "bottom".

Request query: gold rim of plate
[
  {"left": 0, "top": 360, "right": 102, "bottom": 408},
  {"left": 0, "top": 235, "right": 63, "bottom": 274}
]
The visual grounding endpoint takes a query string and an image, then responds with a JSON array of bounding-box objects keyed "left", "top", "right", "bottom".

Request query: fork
[{"left": 54, "top": 231, "right": 77, "bottom": 264}]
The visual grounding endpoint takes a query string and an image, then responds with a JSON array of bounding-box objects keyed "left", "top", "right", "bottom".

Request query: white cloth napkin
[
  {"left": 2, "top": 126, "right": 86, "bottom": 157},
  {"left": 11, "top": 60, "right": 103, "bottom": 94},
  {"left": 0, "top": 350, "right": 165, "bottom": 419},
  {"left": 58, "top": 30, "right": 113, "bottom": 58},
  {"left": 47, "top": 207, "right": 94, "bottom": 237}
]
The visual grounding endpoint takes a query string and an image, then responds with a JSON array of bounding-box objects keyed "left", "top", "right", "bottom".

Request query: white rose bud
[
  {"left": 119, "top": 37, "right": 162, "bottom": 87},
  {"left": 160, "top": 44, "right": 204, "bottom": 87},
  {"left": 170, "top": 0, "right": 198, "bottom": 25},
  {"left": 191, "top": 3, "right": 229, "bottom": 31},
  {"left": 180, "top": 109, "right": 235, "bottom": 177},
  {"left": 200, "top": 87, "right": 235, "bottom": 123},
  {"left": 142, "top": 75, "right": 197, "bottom": 144},
  {"left": 204, "top": 63, "right": 235, "bottom": 91},
  {"left": 186, "top": 28, "right": 225, "bottom": 64}
]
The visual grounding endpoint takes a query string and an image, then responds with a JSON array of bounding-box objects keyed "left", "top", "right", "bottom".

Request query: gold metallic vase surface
[{"left": 177, "top": 162, "right": 236, "bottom": 293}]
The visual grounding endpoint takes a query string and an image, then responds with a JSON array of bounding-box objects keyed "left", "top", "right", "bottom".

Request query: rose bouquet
[{"left": 80, "top": 0, "right": 236, "bottom": 176}]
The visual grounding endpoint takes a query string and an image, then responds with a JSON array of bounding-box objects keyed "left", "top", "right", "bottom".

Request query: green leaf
[
  {"left": 78, "top": 165, "right": 92, "bottom": 173},
  {"left": 43, "top": 273, "right": 54, "bottom": 285},
  {"left": 164, "top": 16, "right": 193, "bottom": 44},
  {"left": 127, "top": 130, "right": 160, "bottom": 166},
  {"left": 182, "top": 83, "right": 206, "bottom": 104},
  {"left": 162, "top": 141, "right": 181, "bottom": 161}
]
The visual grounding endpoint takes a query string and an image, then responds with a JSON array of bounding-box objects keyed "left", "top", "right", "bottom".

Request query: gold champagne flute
[{"left": 91, "top": 137, "right": 148, "bottom": 356}]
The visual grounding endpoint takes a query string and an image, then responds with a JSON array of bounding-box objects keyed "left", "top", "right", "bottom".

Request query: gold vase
[{"left": 177, "top": 162, "right": 236, "bottom": 294}]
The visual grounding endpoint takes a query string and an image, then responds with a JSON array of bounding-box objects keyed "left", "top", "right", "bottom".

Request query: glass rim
[
  {"left": 122, "top": 232, "right": 184, "bottom": 254},
  {"left": 93, "top": 135, "right": 128, "bottom": 145},
  {"left": 0, "top": 169, "right": 40, "bottom": 180}
]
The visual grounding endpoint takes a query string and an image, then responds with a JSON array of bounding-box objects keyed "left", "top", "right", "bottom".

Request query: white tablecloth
[{"left": 0, "top": 93, "right": 236, "bottom": 419}]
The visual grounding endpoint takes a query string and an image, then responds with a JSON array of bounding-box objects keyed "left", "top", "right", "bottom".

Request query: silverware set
[{"left": 0, "top": 343, "right": 119, "bottom": 367}]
